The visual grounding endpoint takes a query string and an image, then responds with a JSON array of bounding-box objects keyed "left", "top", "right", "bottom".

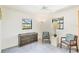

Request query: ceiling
[{"left": 3, "top": 5, "right": 71, "bottom": 13}]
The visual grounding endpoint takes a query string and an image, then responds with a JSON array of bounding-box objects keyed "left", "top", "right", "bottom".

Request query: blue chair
[
  {"left": 60, "top": 34, "right": 78, "bottom": 53},
  {"left": 42, "top": 32, "right": 50, "bottom": 43}
]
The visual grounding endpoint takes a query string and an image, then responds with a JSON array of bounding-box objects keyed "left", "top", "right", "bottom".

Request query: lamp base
[{"left": 54, "top": 34, "right": 57, "bottom": 37}]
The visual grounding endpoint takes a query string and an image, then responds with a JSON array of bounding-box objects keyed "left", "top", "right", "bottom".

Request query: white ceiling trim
[{"left": 2, "top": 5, "right": 71, "bottom": 13}]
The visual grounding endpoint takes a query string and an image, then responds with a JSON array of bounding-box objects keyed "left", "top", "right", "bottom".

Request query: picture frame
[
  {"left": 22, "top": 18, "right": 32, "bottom": 30},
  {"left": 52, "top": 17, "right": 64, "bottom": 30}
]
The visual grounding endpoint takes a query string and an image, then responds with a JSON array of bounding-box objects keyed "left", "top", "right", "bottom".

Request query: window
[{"left": 52, "top": 17, "right": 64, "bottom": 30}]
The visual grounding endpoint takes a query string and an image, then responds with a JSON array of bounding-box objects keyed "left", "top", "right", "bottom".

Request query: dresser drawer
[{"left": 18, "top": 32, "right": 38, "bottom": 46}]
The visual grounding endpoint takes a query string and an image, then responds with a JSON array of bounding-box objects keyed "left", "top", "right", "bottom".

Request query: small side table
[
  {"left": 38, "top": 35, "right": 42, "bottom": 43},
  {"left": 50, "top": 36, "right": 59, "bottom": 47}
]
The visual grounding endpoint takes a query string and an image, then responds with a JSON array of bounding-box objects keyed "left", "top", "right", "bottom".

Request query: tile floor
[{"left": 2, "top": 42, "right": 78, "bottom": 53}]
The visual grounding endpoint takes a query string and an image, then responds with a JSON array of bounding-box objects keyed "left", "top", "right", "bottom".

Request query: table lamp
[{"left": 52, "top": 21, "right": 59, "bottom": 37}]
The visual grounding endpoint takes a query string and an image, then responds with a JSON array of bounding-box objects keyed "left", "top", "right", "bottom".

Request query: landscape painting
[{"left": 22, "top": 18, "right": 32, "bottom": 30}]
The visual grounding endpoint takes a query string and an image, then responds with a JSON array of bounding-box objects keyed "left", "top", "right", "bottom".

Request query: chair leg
[
  {"left": 49, "top": 39, "right": 51, "bottom": 43},
  {"left": 42, "top": 38, "right": 43, "bottom": 43},
  {"left": 60, "top": 43, "right": 62, "bottom": 48},
  {"left": 76, "top": 45, "right": 78, "bottom": 52},
  {"left": 69, "top": 46, "right": 71, "bottom": 53}
]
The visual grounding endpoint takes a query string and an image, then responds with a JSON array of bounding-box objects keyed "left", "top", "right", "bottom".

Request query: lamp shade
[{"left": 52, "top": 21, "right": 59, "bottom": 29}]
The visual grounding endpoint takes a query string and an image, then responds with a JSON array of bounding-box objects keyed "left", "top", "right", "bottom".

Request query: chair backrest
[
  {"left": 74, "top": 35, "right": 78, "bottom": 40},
  {"left": 42, "top": 32, "right": 50, "bottom": 39},
  {"left": 43, "top": 32, "right": 49, "bottom": 37},
  {"left": 66, "top": 34, "right": 74, "bottom": 42}
]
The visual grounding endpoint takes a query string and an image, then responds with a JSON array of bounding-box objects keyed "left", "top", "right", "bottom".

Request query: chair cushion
[
  {"left": 62, "top": 40, "right": 70, "bottom": 45},
  {"left": 65, "top": 34, "right": 74, "bottom": 42},
  {"left": 62, "top": 40, "right": 76, "bottom": 46}
]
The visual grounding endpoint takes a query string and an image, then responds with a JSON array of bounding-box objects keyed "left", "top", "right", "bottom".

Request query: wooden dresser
[{"left": 18, "top": 32, "right": 38, "bottom": 46}]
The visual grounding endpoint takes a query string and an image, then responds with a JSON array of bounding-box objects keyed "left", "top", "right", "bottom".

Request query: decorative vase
[{"left": 54, "top": 34, "right": 57, "bottom": 37}]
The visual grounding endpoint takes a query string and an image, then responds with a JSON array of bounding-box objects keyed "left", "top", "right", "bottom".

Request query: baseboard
[{"left": 1, "top": 44, "right": 18, "bottom": 50}]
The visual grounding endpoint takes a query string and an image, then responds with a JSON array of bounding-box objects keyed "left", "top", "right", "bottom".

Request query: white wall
[
  {"left": 1, "top": 7, "right": 39, "bottom": 49},
  {"left": 1, "top": 6, "right": 52, "bottom": 49},
  {"left": 0, "top": 21, "right": 1, "bottom": 52},
  {"left": 0, "top": 24, "right": 1, "bottom": 52},
  {"left": 46, "top": 6, "right": 79, "bottom": 37},
  {"left": 1, "top": 6, "right": 79, "bottom": 49}
]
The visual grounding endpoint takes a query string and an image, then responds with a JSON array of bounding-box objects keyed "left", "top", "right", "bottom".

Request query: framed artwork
[
  {"left": 58, "top": 17, "right": 64, "bottom": 29},
  {"left": 22, "top": 18, "right": 32, "bottom": 30},
  {"left": 52, "top": 17, "right": 64, "bottom": 30}
]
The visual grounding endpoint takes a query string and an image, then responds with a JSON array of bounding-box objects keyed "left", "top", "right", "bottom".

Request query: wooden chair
[
  {"left": 42, "top": 32, "right": 50, "bottom": 43},
  {"left": 60, "top": 34, "right": 78, "bottom": 53}
]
